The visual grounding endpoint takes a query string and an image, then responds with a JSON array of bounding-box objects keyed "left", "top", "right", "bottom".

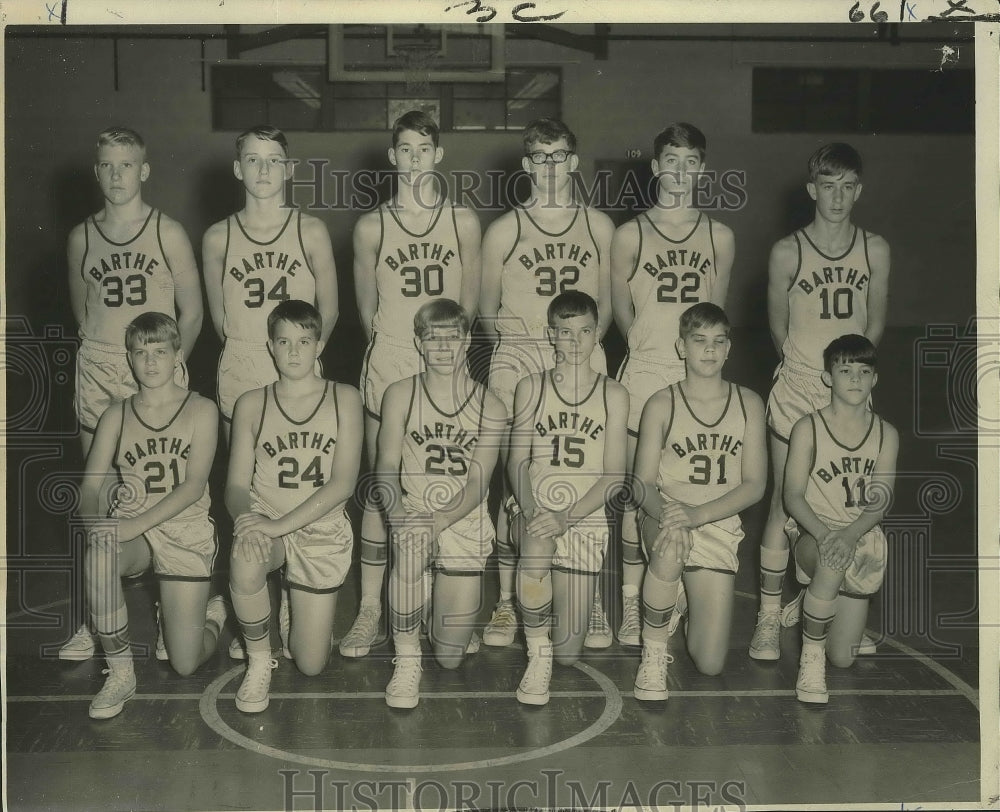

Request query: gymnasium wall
[{"left": 4, "top": 25, "right": 977, "bottom": 394}]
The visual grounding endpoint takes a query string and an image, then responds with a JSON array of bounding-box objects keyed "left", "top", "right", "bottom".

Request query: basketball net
[{"left": 394, "top": 43, "right": 438, "bottom": 96}]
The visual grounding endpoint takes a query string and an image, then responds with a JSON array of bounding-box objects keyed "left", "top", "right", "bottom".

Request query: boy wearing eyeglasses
[
  {"left": 479, "top": 118, "right": 615, "bottom": 650},
  {"left": 610, "top": 123, "right": 734, "bottom": 648}
]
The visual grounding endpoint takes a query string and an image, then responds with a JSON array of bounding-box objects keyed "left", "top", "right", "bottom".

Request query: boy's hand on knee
[
  {"left": 818, "top": 530, "right": 855, "bottom": 572},
  {"left": 525, "top": 508, "right": 568, "bottom": 539},
  {"left": 659, "top": 500, "right": 699, "bottom": 529},
  {"left": 233, "top": 529, "right": 271, "bottom": 564},
  {"left": 652, "top": 523, "right": 692, "bottom": 564},
  {"left": 234, "top": 511, "right": 279, "bottom": 539}
]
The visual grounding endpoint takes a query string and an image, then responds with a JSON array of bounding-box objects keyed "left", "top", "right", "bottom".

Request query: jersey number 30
[
  {"left": 401, "top": 264, "right": 444, "bottom": 298},
  {"left": 278, "top": 456, "right": 325, "bottom": 488}
]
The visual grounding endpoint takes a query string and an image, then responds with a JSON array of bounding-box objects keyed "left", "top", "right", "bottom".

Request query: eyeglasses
[{"left": 526, "top": 149, "right": 574, "bottom": 165}]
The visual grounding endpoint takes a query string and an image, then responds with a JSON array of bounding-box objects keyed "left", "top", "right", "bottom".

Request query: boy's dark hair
[
  {"left": 125, "top": 312, "right": 181, "bottom": 352},
  {"left": 235, "top": 125, "right": 289, "bottom": 159},
  {"left": 392, "top": 110, "right": 440, "bottom": 148},
  {"left": 267, "top": 299, "right": 322, "bottom": 341},
  {"left": 653, "top": 122, "right": 707, "bottom": 163},
  {"left": 808, "top": 142, "right": 863, "bottom": 182},
  {"left": 414, "top": 298, "right": 469, "bottom": 339},
  {"left": 96, "top": 126, "right": 146, "bottom": 159},
  {"left": 823, "top": 334, "right": 877, "bottom": 371},
  {"left": 522, "top": 118, "right": 577, "bottom": 154},
  {"left": 547, "top": 290, "right": 598, "bottom": 326},
  {"left": 678, "top": 302, "right": 730, "bottom": 339}
]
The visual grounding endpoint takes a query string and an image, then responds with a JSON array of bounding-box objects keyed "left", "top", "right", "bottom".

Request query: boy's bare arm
[
  {"left": 479, "top": 215, "right": 515, "bottom": 342},
  {"left": 633, "top": 389, "right": 672, "bottom": 519},
  {"left": 864, "top": 235, "right": 891, "bottom": 346},
  {"left": 767, "top": 236, "right": 798, "bottom": 355},
  {"left": 507, "top": 376, "right": 539, "bottom": 518},
  {"left": 610, "top": 220, "right": 639, "bottom": 338},
  {"left": 225, "top": 390, "right": 263, "bottom": 520},
  {"left": 302, "top": 214, "right": 339, "bottom": 344},
  {"left": 67, "top": 224, "right": 88, "bottom": 328},
  {"left": 201, "top": 221, "right": 228, "bottom": 342},
  {"left": 353, "top": 212, "right": 381, "bottom": 344},
  {"left": 591, "top": 209, "right": 616, "bottom": 339},
  {"left": 710, "top": 220, "right": 735, "bottom": 309},
  {"left": 455, "top": 206, "right": 483, "bottom": 321},
  {"left": 79, "top": 404, "right": 123, "bottom": 520},
  {"left": 160, "top": 216, "right": 204, "bottom": 361},
  {"left": 565, "top": 381, "right": 627, "bottom": 525},
  {"left": 375, "top": 380, "right": 411, "bottom": 523},
  {"left": 782, "top": 416, "right": 832, "bottom": 542}
]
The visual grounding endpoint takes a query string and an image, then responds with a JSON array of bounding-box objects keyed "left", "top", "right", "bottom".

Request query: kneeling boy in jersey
[
  {"left": 227, "top": 300, "right": 362, "bottom": 713},
  {"left": 783, "top": 334, "right": 897, "bottom": 704},
  {"left": 378, "top": 299, "right": 505, "bottom": 708},
  {"left": 81, "top": 313, "right": 223, "bottom": 719},
  {"left": 507, "top": 291, "right": 627, "bottom": 705},
  {"left": 633, "top": 303, "right": 766, "bottom": 701}
]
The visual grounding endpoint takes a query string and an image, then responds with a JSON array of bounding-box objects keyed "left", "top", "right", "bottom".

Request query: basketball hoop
[{"left": 393, "top": 42, "right": 439, "bottom": 96}]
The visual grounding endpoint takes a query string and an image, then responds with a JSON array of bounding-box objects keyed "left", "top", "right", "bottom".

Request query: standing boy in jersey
[
  {"left": 379, "top": 299, "right": 504, "bottom": 708},
  {"left": 63, "top": 126, "right": 204, "bottom": 660},
  {"left": 783, "top": 334, "right": 897, "bottom": 703},
  {"left": 343, "top": 111, "right": 482, "bottom": 659},
  {"left": 203, "top": 125, "right": 338, "bottom": 436},
  {"left": 508, "top": 291, "right": 627, "bottom": 705},
  {"left": 750, "top": 143, "right": 890, "bottom": 661},
  {"left": 226, "top": 300, "right": 362, "bottom": 712},
  {"left": 80, "top": 313, "right": 224, "bottom": 719},
  {"left": 611, "top": 123, "right": 734, "bottom": 648},
  {"left": 479, "top": 118, "right": 616, "bottom": 650},
  {"left": 632, "top": 303, "right": 765, "bottom": 701}
]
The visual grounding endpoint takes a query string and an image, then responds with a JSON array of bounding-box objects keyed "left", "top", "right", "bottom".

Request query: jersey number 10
[{"left": 818, "top": 287, "right": 854, "bottom": 320}]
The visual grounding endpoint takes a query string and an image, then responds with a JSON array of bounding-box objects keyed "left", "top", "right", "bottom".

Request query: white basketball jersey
[
  {"left": 372, "top": 202, "right": 463, "bottom": 342},
  {"left": 399, "top": 376, "right": 486, "bottom": 512},
  {"left": 221, "top": 210, "right": 315, "bottom": 342},
  {"left": 625, "top": 213, "right": 718, "bottom": 359},
  {"left": 657, "top": 383, "right": 746, "bottom": 507},
  {"left": 806, "top": 410, "right": 884, "bottom": 528},
  {"left": 497, "top": 206, "right": 602, "bottom": 338},
  {"left": 782, "top": 228, "right": 872, "bottom": 372},
  {"left": 252, "top": 383, "right": 344, "bottom": 518},
  {"left": 113, "top": 392, "right": 210, "bottom": 524},
  {"left": 78, "top": 209, "right": 176, "bottom": 347},
  {"left": 527, "top": 371, "right": 609, "bottom": 512}
]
